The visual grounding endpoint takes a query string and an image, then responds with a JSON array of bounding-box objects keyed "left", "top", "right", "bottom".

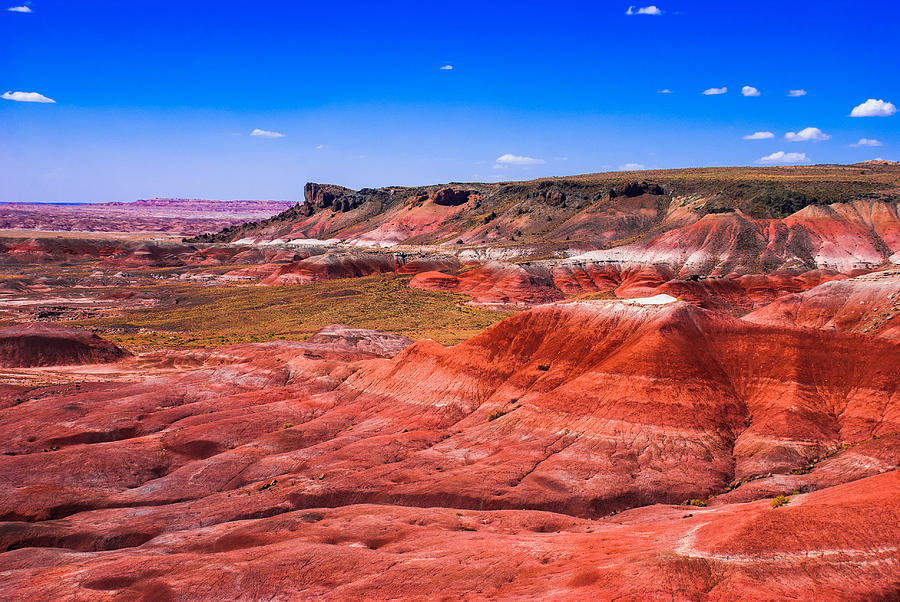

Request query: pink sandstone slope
[{"left": 745, "top": 269, "right": 900, "bottom": 338}]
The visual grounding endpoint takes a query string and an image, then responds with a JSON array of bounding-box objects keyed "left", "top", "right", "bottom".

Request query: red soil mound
[
  {"left": 410, "top": 261, "right": 563, "bottom": 305},
  {"left": 653, "top": 269, "right": 849, "bottom": 314},
  {"left": 551, "top": 261, "right": 675, "bottom": 297},
  {"left": 306, "top": 324, "right": 414, "bottom": 357},
  {"left": 745, "top": 269, "right": 900, "bottom": 338},
  {"left": 259, "top": 253, "right": 402, "bottom": 286},
  {"left": 256, "top": 253, "right": 460, "bottom": 286},
  {"left": 3, "top": 304, "right": 897, "bottom": 518},
  {"left": 0, "top": 323, "right": 128, "bottom": 367}
]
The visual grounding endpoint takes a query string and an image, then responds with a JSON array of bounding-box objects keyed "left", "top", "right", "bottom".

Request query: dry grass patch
[{"left": 74, "top": 273, "right": 514, "bottom": 349}]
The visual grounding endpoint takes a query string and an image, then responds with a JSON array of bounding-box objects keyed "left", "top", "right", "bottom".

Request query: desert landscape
[
  {"left": 5, "top": 1, "right": 899, "bottom": 599},
  {"left": 1, "top": 163, "right": 899, "bottom": 599}
]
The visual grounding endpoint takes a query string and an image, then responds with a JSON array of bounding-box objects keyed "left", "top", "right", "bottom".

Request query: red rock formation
[
  {"left": 258, "top": 253, "right": 399, "bottom": 286},
  {"left": 410, "top": 261, "right": 563, "bottom": 304},
  {"left": 653, "top": 269, "right": 849, "bottom": 314},
  {"left": 0, "top": 307, "right": 897, "bottom": 598},
  {"left": 1, "top": 472, "right": 897, "bottom": 599},
  {"left": 0, "top": 323, "right": 128, "bottom": 367},
  {"left": 408, "top": 270, "right": 461, "bottom": 292},
  {"left": 745, "top": 269, "right": 900, "bottom": 338},
  {"left": 306, "top": 324, "right": 413, "bottom": 357},
  {"left": 563, "top": 201, "right": 900, "bottom": 282},
  {"left": 257, "top": 253, "right": 457, "bottom": 286},
  {"left": 551, "top": 261, "right": 675, "bottom": 297},
  {"left": 5, "top": 164, "right": 900, "bottom": 598},
  {"left": 550, "top": 191, "right": 670, "bottom": 248}
]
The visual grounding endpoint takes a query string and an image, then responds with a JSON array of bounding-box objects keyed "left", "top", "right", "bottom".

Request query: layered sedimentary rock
[
  {"left": 0, "top": 236, "right": 309, "bottom": 267},
  {"left": 253, "top": 253, "right": 461, "bottom": 286},
  {"left": 0, "top": 304, "right": 898, "bottom": 598},
  {"left": 2, "top": 472, "right": 897, "bottom": 600},
  {"left": 564, "top": 203, "right": 900, "bottom": 278},
  {"left": 1, "top": 301, "right": 898, "bottom": 598},
  {"left": 305, "top": 324, "right": 414, "bottom": 358},
  {"left": 745, "top": 269, "right": 900, "bottom": 338},
  {"left": 410, "top": 261, "right": 563, "bottom": 305},
  {"left": 652, "top": 269, "right": 849, "bottom": 314},
  {"left": 0, "top": 198, "right": 292, "bottom": 236}
]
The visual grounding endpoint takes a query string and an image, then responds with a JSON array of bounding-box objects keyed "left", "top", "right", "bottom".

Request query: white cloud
[
  {"left": 315, "top": 144, "right": 325, "bottom": 149},
  {"left": 788, "top": 89, "right": 807, "bottom": 97},
  {"left": 553, "top": 157, "right": 568, "bottom": 161},
  {"left": 757, "top": 151, "right": 809, "bottom": 165},
  {"left": 741, "top": 85, "right": 760, "bottom": 97},
  {"left": 784, "top": 127, "right": 830, "bottom": 142},
  {"left": 439, "top": 64, "right": 453, "bottom": 70},
  {"left": 626, "top": 5, "right": 663, "bottom": 15},
  {"left": 851, "top": 138, "right": 884, "bottom": 147},
  {"left": 850, "top": 98, "right": 897, "bottom": 117},
  {"left": 7, "top": 5, "right": 31, "bottom": 12},
  {"left": 702, "top": 86, "right": 727, "bottom": 95},
  {"left": 619, "top": 162, "right": 646, "bottom": 170},
  {"left": 743, "top": 131, "right": 775, "bottom": 140},
  {"left": 657, "top": 88, "right": 673, "bottom": 94},
  {"left": 2, "top": 91, "right": 55, "bottom": 103},
  {"left": 250, "top": 128, "right": 284, "bottom": 138},
  {"left": 495, "top": 153, "right": 545, "bottom": 166}
]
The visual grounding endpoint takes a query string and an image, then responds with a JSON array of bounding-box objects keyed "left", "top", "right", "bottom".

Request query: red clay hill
[
  {"left": 0, "top": 303, "right": 898, "bottom": 598},
  {"left": 0, "top": 323, "right": 128, "bottom": 368}
]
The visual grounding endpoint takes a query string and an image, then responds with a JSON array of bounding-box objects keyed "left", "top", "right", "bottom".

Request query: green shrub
[
  {"left": 283, "top": 422, "right": 294, "bottom": 429},
  {"left": 686, "top": 499, "right": 706, "bottom": 507},
  {"left": 537, "top": 364, "right": 550, "bottom": 371}
]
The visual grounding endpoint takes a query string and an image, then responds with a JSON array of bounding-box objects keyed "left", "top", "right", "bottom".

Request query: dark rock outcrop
[
  {"left": 609, "top": 181, "right": 666, "bottom": 198},
  {"left": 432, "top": 187, "right": 472, "bottom": 207},
  {"left": 0, "top": 323, "right": 129, "bottom": 367},
  {"left": 302, "top": 183, "right": 369, "bottom": 214}
]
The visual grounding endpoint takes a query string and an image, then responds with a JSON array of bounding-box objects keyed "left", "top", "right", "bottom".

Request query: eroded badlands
[{"left": 2, "top": 165, "right": 900, "bottom": 599}]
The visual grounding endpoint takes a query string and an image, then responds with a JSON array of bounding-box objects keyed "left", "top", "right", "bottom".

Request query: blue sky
[{"left": 2, "top": 0, "right": 898, "bottom": 202}]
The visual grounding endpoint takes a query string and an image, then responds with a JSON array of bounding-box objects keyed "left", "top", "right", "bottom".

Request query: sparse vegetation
[
  {"left": 537, "top": 364, "right": 550, "bottom": 371},
  {"left": 487, "top": 409, "right": 507, "bottom": 421},
  {"left": 283, "top": 423, "right": 294, "bottom": 429},
  {"left": 71, "top": 274, "right": 514, "bottom": 349},
  {"left": 686, "top": 499, "right": 707, "bottom": 507},
  {"left": 790, "top": 442, "right": 852, "bottom": 475},
  {"left": 771, "top": 494, "right": 790, "bottom": 508}
]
